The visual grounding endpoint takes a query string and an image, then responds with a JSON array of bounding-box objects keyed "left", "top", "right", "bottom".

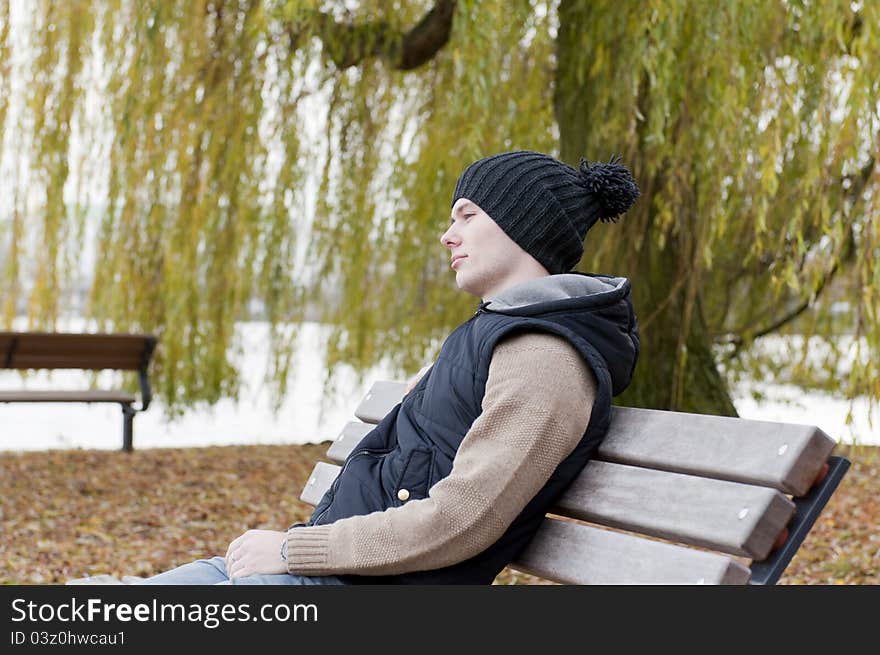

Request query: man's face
[{"left": 440, "top": 198, "right": 545, "bottom": 299}]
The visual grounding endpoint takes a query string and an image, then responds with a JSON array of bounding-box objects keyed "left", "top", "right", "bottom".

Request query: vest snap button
[{"left": 397, "top": 488, "right": 410, "bottom": 502}]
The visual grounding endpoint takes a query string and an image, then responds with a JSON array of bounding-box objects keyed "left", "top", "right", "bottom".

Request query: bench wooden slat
[
  {"left": 553, "top": 460, "right": 794, "bottom": 559},
  {"left": 5, "top": 355, "right": 145, "bottom": 370},
  {"left": 1, "top": 331, "right": 153, "bottom": 346},
  {"left": 353, "top": 381, "right": 407, "bottom": 423},
  {"left": 11, "top": 342, "right": 146, "bottom": 355},
  {"left": 7, "top": 339, "right": 147, "bottom": 353},
  {"left": 0, "top": 390, "right": 136, "bottom": 403},
  {"left": 349, "top": 381, "right": 833, "bottom": 495},
  {"left": 1, "top": 332, "right": 155, "bottom": 371},
  {"left": 300, "top": 461, "right": 340, "bottom": 506},
  {"left": 326, "top": 422, "right": 375, "bottom": 462},
  {"left": 512, "top": 518, "right": 751, "bottom": 585},
  {"left": 301, "top": 459, "right": 793, "bottom": 559},
  {"left": 601, "top": 407, "right": 835, "bottom": 496}
]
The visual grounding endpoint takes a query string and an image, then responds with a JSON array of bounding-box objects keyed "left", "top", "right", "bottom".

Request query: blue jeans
[{"left": 136, "top": 556, "right": 348, "bottom": 585}]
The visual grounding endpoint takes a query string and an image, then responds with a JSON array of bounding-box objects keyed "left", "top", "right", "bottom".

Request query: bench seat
[{"left": 301, "top": 380, "right": 850, "bottom": 585}]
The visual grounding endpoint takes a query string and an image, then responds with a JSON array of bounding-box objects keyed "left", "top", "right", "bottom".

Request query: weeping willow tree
[{"left": 1, "top": 1, "right": 878, "bottom": 430}]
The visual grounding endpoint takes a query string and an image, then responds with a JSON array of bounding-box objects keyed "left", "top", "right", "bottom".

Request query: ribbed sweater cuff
[{"left": 286, "top": 525, "right": 334, "bottom": 575}]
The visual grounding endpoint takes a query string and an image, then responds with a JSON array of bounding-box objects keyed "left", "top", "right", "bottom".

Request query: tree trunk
[
  {"left": 614, "top": 233, "right": 738, "bottom": 415},
  {"left": 554, "top": 0, "right": 737, "bottom": 416}
]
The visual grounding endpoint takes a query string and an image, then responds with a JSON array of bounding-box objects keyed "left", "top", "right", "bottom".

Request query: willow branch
[
  {"left": 721, "top": 155, "right": 874, "bottom": 360},
  {"left": 723, "top": 258, "right": 840, "bottom": 357},
  {"left": 286, "top": 0, "right": 458, "bottom": 71}
]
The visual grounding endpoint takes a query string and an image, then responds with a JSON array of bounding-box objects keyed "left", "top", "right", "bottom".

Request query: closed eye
[{"left": 449, "top": 211, "right": 476, "bottom": 226}]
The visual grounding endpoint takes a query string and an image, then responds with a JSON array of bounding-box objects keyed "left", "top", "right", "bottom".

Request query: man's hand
[
  {"left": 225, "top": 529, "right": 288, "bottom": 579},
  {"left": 405, "top": 364, "right": 432, "bottom": 393}
]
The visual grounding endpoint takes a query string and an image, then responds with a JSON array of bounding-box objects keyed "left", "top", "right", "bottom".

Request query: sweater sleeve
[{"left": 285, "top": 331, "right": 598, "bottom": 576}]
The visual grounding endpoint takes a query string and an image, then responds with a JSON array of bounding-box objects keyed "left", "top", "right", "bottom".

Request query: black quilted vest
[{"left": 306, "top": 272, "right": 639, "bottom": 583}]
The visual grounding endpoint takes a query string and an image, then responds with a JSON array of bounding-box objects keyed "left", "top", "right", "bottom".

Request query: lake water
[{"left": 0, "top": 321, "right": 876, "bottom": 451}]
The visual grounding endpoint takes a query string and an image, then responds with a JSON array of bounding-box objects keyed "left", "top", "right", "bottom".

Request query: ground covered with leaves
[{"left": 0, "top": 443, "right": 876, "bottom": 585}]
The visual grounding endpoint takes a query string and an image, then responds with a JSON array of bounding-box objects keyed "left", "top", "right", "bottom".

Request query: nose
[{"left": 440, "top": 223, "right": 459, "bottom": 248}]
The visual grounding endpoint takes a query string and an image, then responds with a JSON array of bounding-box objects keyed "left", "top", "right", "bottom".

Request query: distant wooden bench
[
  {"left": 0, "top": 331, "right": 157, "bottom": 451},
  {"left": 301, "top": 380, "right": 850, "bottom": 585}
]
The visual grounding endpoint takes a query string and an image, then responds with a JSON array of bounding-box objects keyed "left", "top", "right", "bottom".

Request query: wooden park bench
[
  {"left": 301, "top": 380, "right": 850, "bottom": 585},
  {"left": 0, "top": 331, "right": 157, "bottom": 452}
]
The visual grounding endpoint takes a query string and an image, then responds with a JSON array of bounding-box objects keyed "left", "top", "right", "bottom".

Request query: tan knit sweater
[{"left": 285, "top": 331, "right": 598, "bottom": 577}]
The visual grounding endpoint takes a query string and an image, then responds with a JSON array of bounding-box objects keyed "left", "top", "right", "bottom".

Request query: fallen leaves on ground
[
  {"left": 0, "top": 443, "right": 327, "bottom": 584},
  {"left": 0, "top": 443, "right": 876, "bottom": 585}
]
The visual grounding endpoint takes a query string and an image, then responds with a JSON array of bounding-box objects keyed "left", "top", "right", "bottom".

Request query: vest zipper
[
  {"left": 474, "top": 300, "right": 490, "bottom": 315},
  {"left": 311, "top": 447, "right": 391, "bottom": 526}
]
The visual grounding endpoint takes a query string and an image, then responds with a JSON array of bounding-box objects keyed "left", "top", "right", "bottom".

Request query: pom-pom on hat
[{"left": 451, "top": 150, "right": 640, "bottom": 274}]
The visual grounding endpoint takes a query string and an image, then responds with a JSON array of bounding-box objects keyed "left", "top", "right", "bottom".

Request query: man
[{"left": 138, "top": 149, "right": 640, "bottom": 585}]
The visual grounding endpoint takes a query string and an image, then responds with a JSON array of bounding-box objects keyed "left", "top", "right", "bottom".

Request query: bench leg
[{"left": 121, "top": 404, "right": 136, "bottom": 452}]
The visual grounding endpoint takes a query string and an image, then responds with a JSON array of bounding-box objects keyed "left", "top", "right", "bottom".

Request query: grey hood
[
  {"left": 485, "top": 273, "right": 629, "bottom": 312},
  {"left": 479, "top": 272, "right": 639, "bottom": 396}
]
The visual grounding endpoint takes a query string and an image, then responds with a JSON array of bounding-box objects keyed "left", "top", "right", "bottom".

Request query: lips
[{"left": 451, "top": 255, "right": 467, "bottom": 268}]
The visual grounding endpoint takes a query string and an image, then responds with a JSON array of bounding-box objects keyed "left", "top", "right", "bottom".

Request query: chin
[{"left": 454, "top": 273, "right": 484, "bottom": 298}]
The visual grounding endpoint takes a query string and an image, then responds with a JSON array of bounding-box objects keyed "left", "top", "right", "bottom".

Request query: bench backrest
[
  {"left": 301, "top": 381, "right": 848, "bottom": 585},
  {"left": 0, "top": 331, "right": 157, "bottom": 372}
]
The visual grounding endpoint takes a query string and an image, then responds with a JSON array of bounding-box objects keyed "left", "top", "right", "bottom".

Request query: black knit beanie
[{"left": 451, "top": 150, "right": 640, "bottom": 274}]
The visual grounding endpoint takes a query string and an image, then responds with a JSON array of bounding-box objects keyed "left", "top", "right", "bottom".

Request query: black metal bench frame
[{"left": 748, "top": 455, "right": 850, "bottom": 585}]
